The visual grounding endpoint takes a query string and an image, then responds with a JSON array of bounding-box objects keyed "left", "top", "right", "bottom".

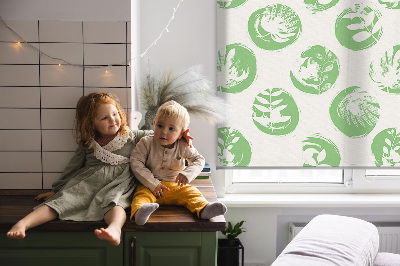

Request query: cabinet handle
[{"left": 130, "top": 236, "right": 136, "bottom": 266}]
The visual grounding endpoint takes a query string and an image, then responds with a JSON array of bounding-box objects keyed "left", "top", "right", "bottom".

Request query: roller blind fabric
[{"left": 216, "top": 0, "right": 400, "bottom": 168}]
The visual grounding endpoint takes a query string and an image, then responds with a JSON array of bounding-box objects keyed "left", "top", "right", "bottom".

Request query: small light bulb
[
  {"left": 58, "top": 63, "right": 61, "bottom": 67},
  {"left": 106, "top": 69, "right": 109, "bottom": 74}
]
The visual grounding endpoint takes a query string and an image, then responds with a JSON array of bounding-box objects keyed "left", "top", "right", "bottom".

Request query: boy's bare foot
[
  {"left": 94, "top": 227, "right": 121, "bottom": 246},
  {"left": 6, "top": 222, "right": 27, "bottom": 239}
]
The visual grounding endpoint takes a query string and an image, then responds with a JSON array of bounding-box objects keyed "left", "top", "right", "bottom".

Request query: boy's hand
[
  {"left": 175, "top": 174, "right": 189, "bottom": 187},
  {"left": 35, "top": 191, "right": 55, "bottom": 201},
  {"left": 182, "top": 129, "right": 193, "bottom": 148},
  {"left": 152, "top": 183, "right": 170, "bottom": 198}
]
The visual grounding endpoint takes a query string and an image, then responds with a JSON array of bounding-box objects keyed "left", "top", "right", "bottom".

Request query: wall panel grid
[{"left": 0, "top": 20, "right": 132, "bottom": 189}]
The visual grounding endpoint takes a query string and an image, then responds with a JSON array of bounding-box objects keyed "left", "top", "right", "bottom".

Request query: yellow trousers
[{"left": 130, "top": 181, "right": 209, "bottom": 221}]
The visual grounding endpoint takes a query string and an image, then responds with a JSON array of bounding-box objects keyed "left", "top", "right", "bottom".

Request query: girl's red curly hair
[{"left": 75, "top": 92, "right": 128, "bottom": 149}]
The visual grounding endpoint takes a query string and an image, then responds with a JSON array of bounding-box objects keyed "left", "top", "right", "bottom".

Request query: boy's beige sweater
[{"left": 130, "top": 136, "right": 205, "bottom": 192}]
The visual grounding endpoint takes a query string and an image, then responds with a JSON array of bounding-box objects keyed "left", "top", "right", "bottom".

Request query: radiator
[{"left": 289, "top": 222, "right": 400, "bottom": 254}]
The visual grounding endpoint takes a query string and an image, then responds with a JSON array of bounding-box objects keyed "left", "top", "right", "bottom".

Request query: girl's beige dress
[{"left": 34, "top": 129, "right": 150, "bottom": 221}]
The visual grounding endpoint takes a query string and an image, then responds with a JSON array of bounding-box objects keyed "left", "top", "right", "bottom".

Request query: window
[
  {"left": 232, "top": 169, "right": 343, "bottom": 183},
  {"left": 352, "top": 169, "right": 400, "bottom": 192},
  {"left": 225, "top": 169, "right": 400, "bottom": 194},
  {"left": 365, "top": 169, "right": 400, "bottom": 176}
]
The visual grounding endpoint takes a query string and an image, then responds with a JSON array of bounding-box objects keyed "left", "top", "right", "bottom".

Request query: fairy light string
[
  {"left": 140, "top": 0, "right": 184, "bottom": 57},
  {"left": 0, "top": 17, "right": 110, "bottom": 69},
  {"left": 0, "top": 0, "right": 185, "bottom": 69}
]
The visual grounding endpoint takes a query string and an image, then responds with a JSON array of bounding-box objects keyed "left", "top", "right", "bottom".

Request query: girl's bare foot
[
  {"left": 6, "top": 222, "right": 27, "bottom": 239},
  {"left": 94, "top": 227, "right": 121, "bottom": 246}
]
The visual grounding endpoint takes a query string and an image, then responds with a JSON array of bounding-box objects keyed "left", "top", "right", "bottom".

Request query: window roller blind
[{"left": 216, "top": 0, "right": 400, "bottom": 168}]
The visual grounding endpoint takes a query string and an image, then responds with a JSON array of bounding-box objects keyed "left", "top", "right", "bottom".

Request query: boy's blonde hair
[
  {"left": 154, "top": 100, "right": 190, "bottom": 131},
  {"left": 75, "top": 92, "right": 128, "bottom": 149}
]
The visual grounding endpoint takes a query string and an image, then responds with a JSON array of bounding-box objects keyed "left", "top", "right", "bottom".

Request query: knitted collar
[{"left": 89, "top": 129, "right": 131, "bottom": 165}]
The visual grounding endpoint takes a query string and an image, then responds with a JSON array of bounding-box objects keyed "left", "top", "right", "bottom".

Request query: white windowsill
[{"left": 219, "top": 194, "right": 400, "bottom": 208}]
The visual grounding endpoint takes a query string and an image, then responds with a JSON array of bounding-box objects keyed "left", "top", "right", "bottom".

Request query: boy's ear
[
  {"left": 179, "top": 128, "right": 189, "bottom": 139},
  {"left": 179, "top": 128, "right": 188, "bottom": 139}
]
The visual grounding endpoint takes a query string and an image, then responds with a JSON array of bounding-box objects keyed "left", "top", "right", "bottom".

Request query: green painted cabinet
[
  {"left": 0, "top": 232, "right": 123, "bottom": 266},
  {"left": 0, "top": 179, "right": 223, "bottom": 266},
  {"left": 0, "top": 231, "right": 218, "bottom": 266},
  {"left": 124, "top": 232, "right": 217, "bottom": 266}
]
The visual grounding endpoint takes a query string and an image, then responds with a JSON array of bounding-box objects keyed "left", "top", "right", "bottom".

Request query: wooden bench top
[{"left": 0, "top": 178, "right": 226, "bottom": 232}]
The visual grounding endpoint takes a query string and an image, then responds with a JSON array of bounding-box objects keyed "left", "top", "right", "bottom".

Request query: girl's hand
[
  {"left": 175, "top": 174, "right": 189, "bottom": 187},
  {"left": 35, "top": 191, "right": 55, "bottom": 201},
  {"left": 152, "top": 183, "right": 170, "bottom": 198},
  {"left": 182, "top": 129, "right": 193, "bottom": 148}
]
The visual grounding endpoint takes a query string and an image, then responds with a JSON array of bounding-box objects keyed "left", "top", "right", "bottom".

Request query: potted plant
[{"left": 218, "top": 221, "right": 245, "bottom": 266}]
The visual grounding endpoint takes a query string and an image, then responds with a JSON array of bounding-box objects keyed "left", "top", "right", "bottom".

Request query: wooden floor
[{"left": 0, "top": 178, "right": 225, "bottom": 232}]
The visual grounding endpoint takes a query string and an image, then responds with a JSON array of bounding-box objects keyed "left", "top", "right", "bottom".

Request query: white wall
[
  {"left": 138, "top": 1, "right": 400, "bottom": 265},
  {"left": 137, "top": 0, "right": 224, "bottom": 196},
  {"left": 0, "top": 0, "right": 130, "bottom": 21}
]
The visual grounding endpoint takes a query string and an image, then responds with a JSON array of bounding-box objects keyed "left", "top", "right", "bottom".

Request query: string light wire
[{"left": 140, "top": 0, "right": 184, "bottom": 58}]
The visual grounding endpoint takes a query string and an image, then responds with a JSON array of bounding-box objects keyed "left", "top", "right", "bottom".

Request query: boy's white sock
[
  {"left": 200, "top": 202, "right": 227, "bottom": 219},
  {"left": 134, "top": 203, "right": 159, "bottom": 225}
]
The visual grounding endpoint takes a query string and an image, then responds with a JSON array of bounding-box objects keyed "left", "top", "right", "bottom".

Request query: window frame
[
  {"left": 224, "top": 169, "right": 400, "bottom": 194},
  {"left": 352, "top": 169, "right": 400, "bottom": 192}
]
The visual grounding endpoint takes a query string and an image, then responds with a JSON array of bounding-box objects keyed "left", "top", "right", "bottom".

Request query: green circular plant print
[
  {"left": 304, "top": 0, "right": 340, "bottom": 13},
  {"left": 302, "top": 134, "right": 341, "bottom": 167},
  {"left": 290, "top": 45, "right": 340, "bottom": 94},
  {"left": 252, "top": 88, "right": 299, "bottom": 135},
  {"left": 217, "top": 0, "right": 247, "bottom": 9},
  {"left": 217, "top": 43, "right": 257, "bottom": 94},
  {"left": 330, "top": 86, "right": 380, "bottom": 138},
  {"left": 371, "top": 128, "right": 400, "bottom": 167},
  {"left": 218, "top": 127, "right": 252, "bottom": 167},
  {"left": 378, "top": 0, "right": 400, "bottom": 9},
  {"left": 369, "top": 45, "right": 400, "bottom": 94},
  {"left": 335, "top": 4, "right": 383, "bottom": 51},
  {"left": 248, "top": 4, "right": 302, "bottom": 50}
]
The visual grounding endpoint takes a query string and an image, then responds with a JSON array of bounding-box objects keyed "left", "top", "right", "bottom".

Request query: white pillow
[
  {"left": 272, "top": 214, "right": 379, "bottom": 266},
  {"left": 374, "top": 253, "right": 400, "bottom": 266}
]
